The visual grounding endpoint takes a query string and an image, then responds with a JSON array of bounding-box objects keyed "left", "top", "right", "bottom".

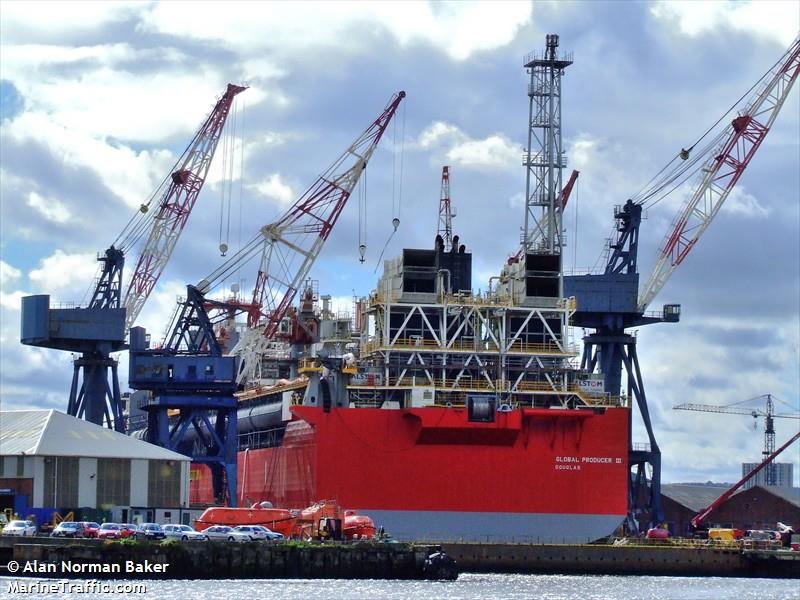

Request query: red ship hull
[{"left": 190, "top": 405, "right": 629, "bottom": 543}]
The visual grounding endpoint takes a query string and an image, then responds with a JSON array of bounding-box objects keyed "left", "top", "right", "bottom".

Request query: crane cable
[
  {"left": 373, "top": 101, "right": 406, "bottom": 273},
  {"left": 630, "top": 46, "right": 788, "bottom": 209},
  {"left": 114, "top": 120, "right": 207, "bottom": 253},
  {"left": 236, "top": 97, "right": 246, "bottom": 294}
]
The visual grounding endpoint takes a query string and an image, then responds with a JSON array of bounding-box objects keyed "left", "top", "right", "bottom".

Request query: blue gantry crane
[
  {"left": 565, "top": 36, "right": 799, "bottom": 528},
  {"left": 19, "top": 83, "right": 246, "bottom": 431}
]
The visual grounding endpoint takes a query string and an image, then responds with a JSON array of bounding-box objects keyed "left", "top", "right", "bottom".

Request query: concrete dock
[{"left": 441, "top": 541, "right": 799, "bottom": 578}]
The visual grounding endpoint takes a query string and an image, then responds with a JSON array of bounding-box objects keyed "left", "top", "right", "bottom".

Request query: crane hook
[
  {"left": 392, "top": 217, "right": 400, "bottom": 231},
  {"left": 358, "top": 243, "right": 366, "bottom": 263},
  {"left": 679, "top": 148, "right": 690, "bottom": 160}
]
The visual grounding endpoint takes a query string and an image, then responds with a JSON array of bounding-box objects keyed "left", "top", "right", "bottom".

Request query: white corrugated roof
[{"left": 0, "top": 410, "right": 189, "bottom": 461}]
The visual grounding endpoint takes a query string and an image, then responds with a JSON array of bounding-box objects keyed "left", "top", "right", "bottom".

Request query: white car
[
  {"left": 3, "top": 520, "right": 37, "bottom": 536},
  {"left": 163, "top": 524, "right": 207, "bottom": 541},
  {"left": 203, "top": 525, "right": 250, "bottom": 542},
  {"left": 250, "top": 525, "right": 285, "bottom": 541},
  {"left": 232, "top": 525, "right": 271, "bottom": 541}
]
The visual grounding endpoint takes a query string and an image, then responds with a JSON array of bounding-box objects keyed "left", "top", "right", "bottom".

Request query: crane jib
[{"left": 639, "top": 36, "right": 798, "bottom": 311}]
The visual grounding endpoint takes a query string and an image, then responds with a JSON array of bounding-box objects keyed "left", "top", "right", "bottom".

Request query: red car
[
  {"left": 97, "top": 523, "right": 123, "bottom": 539},
  {"left": 80, "top": 522, "right": 100, "bottom": 538},
  {"left": 120, "top": 524, "right": 139, "bottom": 539}
]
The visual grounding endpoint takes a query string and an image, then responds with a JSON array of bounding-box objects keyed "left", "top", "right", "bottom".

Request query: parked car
[
  {"left": 136, "top": 523, "right": 166, "bottom": 541},
  {"left": 97, "top": 523, "right": 123, "bottom": 540},
  {"left": 232, "top": 525, "right": 269, "bottom": 541},
  {"left": 80, "top": 522, "right": 100, "bottom": 538},
  {"left": 120, "top": 524, "right": 140, "bottom": 539},
  {"left": 203, "top": 525, "right": 250, "bottom": 542},
  {"left": 163, "top": 524, "right": 208, "bottom": 541},
  {"left": 2, "top": 520, "right": 37, "bottom": 537},
  {"left": 253, "top": 525, "right": 284, "bottom": 541},
  {"left": 51, "top": 522, "right": 85, "bottom": 538}
]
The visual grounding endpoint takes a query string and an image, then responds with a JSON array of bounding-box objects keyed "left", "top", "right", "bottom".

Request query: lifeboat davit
[{"left": 194, "top": 502, "right": 296, "bottom": 537}]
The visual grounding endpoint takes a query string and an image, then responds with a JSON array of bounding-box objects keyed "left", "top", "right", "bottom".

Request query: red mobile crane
[{"left": 690, "top": 430, "right": 800, "bottom": 531}]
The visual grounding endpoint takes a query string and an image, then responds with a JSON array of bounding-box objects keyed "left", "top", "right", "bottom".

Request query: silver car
[
  {"left": 203, "top": 525, "right": 250, "bottom": 542},
  {"left": 232, "top": 525, "right": 270, "bottom": 541},
  {"left": 2, "top": 520, "right": 37, "bottom": 536},
  {"left": 163, "top": 524, "right": 207, "bottom": 541},
  {"left": 250, "top": 525, "right": 285, "bottom": 541}
]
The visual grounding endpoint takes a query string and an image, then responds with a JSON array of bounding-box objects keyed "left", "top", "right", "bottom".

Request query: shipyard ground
[{"left": 1, "top": 537, "right": 797, "bottom": 579}]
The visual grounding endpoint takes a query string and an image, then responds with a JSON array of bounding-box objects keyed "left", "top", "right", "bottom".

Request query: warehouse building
[
  {"left": 662, "top": 483, "right": 800, "bottom": 535},
  {"left": 0, "top": 410, "right": 191, "bottom": 525}
]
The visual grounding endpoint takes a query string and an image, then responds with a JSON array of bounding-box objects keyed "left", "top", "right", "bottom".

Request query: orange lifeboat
[
  {"left": 194, "top": 502, "right": 296, "bottom": 537},
  {"left": 343, "top": 509, "right": 377, "bottom": 540}
]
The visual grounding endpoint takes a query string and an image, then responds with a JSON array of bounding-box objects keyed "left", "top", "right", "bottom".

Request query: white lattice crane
[
  {"left": 197, "top": 91, "right": 406, "bottom": 384},
  {"left": 637, "top": 36, "right": 800, "bottom": 311},
  {"left": 674, "top": 394, "right": 800, "bottom": 485}
]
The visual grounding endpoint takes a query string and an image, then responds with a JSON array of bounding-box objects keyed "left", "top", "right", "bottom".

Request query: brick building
[{"left": 662, "top": 483, "right": 800, "bottom": 535}]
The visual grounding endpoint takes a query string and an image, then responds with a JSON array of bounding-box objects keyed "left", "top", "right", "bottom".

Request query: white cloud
[
  {"left": 4, "top": 111, "right": 176, "bottom": 210},
  {"left": 724, "top": 187, "right": 770, "bottom": 219},
  {"left": 28, "top": 250, "right": 99, "bottom": 295},
  {"left": 569, "top": 136, "right": 600, "bottom": 170},
  {"left": 417, "top": 121, "right": 518, "bottom": 171},
  {"left": 27, "top": 191, "right": 72, "bottom": 224},
  {"left": 3, "top": 66, "right": 230, "bottom": 144},
  {"left": 0, "top": 260, "right": 22, "bottom": 287},
  {"left": 250, "top": 173, "right": 294, "bottom": 206},
  {"left": 140, "top": 1, "right": 531, "bottom": 61},
  {"left": 0, "top": 1, "right": 142, "bottom": 42},
  {"left": 0, "top": 290, "right": 26, "bottom": 312},
  {"left": 650, "top": 1, "right": 799, "bottom": 46}
]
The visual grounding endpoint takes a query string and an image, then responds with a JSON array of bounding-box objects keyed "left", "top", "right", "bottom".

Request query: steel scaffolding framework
[{"left": 351, "top": 291, "right": 625, "bottom": 410}]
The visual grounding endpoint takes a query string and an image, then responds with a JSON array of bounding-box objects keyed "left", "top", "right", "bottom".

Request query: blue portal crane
[
  {"left": 564, "top": 36, "right": 799, "bottom": 529},
  {"left": 20, "top": 84, "right": 246, "bottom": 431}
]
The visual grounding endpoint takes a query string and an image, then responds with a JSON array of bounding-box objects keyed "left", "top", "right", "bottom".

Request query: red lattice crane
[
  {"left": 638, "top": 36, "right": 800, "bottom": 310},
  {"left": 690, "top": 430, "right": 800, "bottom": 530},
  {"left": 201, "top": 91, "right": 406, "bottom": 384},
  {"left": 122, "top": 83, "right": 247, "bottom": 329},
  {"left": 437, "top": 166, "right": 454, "bottom": 251}
]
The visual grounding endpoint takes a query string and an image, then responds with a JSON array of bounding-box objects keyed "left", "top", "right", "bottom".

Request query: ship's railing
[
  {"left": 345, "top": 375, "right": 627, "bottom": 406},
  {"left": 367, "top": 292, "right": 578, "bottom": 312},
  {"left": 237, "top": 425, "right": 286, "bottom": 451},
  {"left": 361, "top": 338, "right": 578, "bottom": 356},
  {"left": 236, "top": 378, "right": 307, "bottom": 403},
  {"left": 297, "top": 358, "right": 322, "bottom": 373},
  {"left": 506, "top": 340, "right": 579, "bottom": 355},
  {"left": 348, "top": 376, "right": 509, "bottom": 392}
]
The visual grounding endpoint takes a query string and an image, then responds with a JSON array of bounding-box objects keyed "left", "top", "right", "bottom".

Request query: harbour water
[{"left": 1, "top": 573, "right": 798, "bottom": 599}]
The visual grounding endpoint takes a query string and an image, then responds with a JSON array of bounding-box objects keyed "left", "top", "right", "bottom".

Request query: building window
[
  {"left": 96, "top": 458, "right": 131, "bottom": 508},
  {"left": 148, "top": 461, "right": 181, "bottom": 507},
  {"left": 42, "top": 457, "right": 79, "bottom": 508},
  {"left": 16, "top": 456, "right": 24, "bottom": 477}
]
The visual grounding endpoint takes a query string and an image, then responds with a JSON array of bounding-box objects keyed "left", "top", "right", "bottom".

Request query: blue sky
[{"left": 1, "top": 1, "right": 798, "bottom": 484}]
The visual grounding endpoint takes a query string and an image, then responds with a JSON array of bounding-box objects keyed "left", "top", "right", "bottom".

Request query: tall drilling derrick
[
  {"left": 522, "top": 34, "right": 572, "bottom": 260},
  {"left": 437, "top": 166, "right": 454, "bottom": 251}
]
